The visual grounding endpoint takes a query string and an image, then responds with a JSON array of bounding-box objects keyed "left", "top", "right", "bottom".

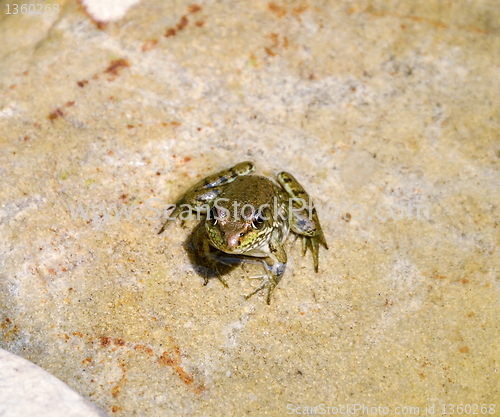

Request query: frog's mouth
[{"left": 206, "top": 227, "right": 246, "bottom": 254}]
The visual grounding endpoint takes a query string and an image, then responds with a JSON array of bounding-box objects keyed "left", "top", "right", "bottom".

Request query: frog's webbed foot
[
  {"left": 194, "top": 257, "right": 230, "bottom": 288},
  {"left": 277, "top": 171, "right": 328, "bottom": 273},
  {"left": 158, "top": 205, "right": 180, "bottom": 234},
  {"left": 244, "top": 277, "right": 277, "bottom": 305},
  {"left": 202, "top": 273, "right": 229, "bottom": 288},
  {"left": 245, "top": 274, "right": 278, "bottom": 305},
  {"left": 158, "top": 205, "right": 204, "bottom": 234},
  {"left": 204, "top": 252, "right": 283, "bottom": 297},
  {"left": 245, "top": 260, "right": 285, "bottom": 305},
  {"left": 299, "top": 231, "right": 328, "bottom": 273}
]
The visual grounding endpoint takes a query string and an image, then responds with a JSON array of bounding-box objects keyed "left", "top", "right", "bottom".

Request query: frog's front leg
[
  {"left": 245, "top": 237, "right": 287, "bottom": 305},
  {"left": 189, "top": 222, "right": 232, "bottom": 288},
  {"left": 158, "top": 161, "right": 255, "bottom": 234},
  {"left": 277, "top": 171, "right": 328, "bottom": 272}
]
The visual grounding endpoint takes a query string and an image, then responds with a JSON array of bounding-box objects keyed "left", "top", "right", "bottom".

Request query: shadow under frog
[{"left": 184, "top": 219, "right": 242, "bottom": 284}]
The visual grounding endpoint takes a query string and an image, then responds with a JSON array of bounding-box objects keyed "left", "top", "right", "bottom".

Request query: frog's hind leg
[
  {"left": 277, "top": 171, "right": 328, "bottom": 273},
  {"left": 159, "top": 161, "right": 255, "bottom": 234}
]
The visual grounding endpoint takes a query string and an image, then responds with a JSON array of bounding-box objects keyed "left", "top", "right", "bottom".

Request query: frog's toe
[
  {"left": 158, "top": 205, "right": 183, "bottom": 234},
  {"left": 317, "top": 229, "right": 329, "bottom": 251},
  {"left": 244, "top": 275, "right": 278, "bottom": 305},
  {"left": 311, "top": 236, "right": 320, "bottom": 273},
  {"left": 216, "top": 274, "right": 229, "bottom": 288},
  {"left": 300, "top": 234, "right": 328, "bottom": 273},
  {"left": 158, "top": 219, "right": 172, "bottom": 234},
  {"left": 200, "top": 272, "right": 228, "bottom": 288},
  {"left": 266, "top": 282, "right": 278, "bottom": 305},
  {"left": 244, "top": 279, "right": 268, "bottom": 301},
  {"left": 158, "top": 216, "right": 188, "bottom": 234},
  {"left": 301, "top": 235, "right": 309, "bottom": 256}
]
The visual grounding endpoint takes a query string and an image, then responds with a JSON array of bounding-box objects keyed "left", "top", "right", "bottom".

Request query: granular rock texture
[{"left": 0, "top": 0, "right": 499, "bottom": 415}]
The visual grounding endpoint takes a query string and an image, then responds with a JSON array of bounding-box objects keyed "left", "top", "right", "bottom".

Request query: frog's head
[{"left": 205, "top": 204, "right": 272, "bottom": 254}]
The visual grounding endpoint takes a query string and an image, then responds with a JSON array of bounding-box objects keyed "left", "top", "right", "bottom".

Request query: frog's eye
[
  {"left": 207, "top": 208, "right": 218, "bottom": 225},
  {"left": 252, "top": 214, "right": 265, "bottom": 230}
]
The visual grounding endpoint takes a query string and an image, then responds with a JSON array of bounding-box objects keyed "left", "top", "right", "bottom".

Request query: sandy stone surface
[
  {"left": 0, "top": 347, "right": 107, "bottom": 416},
  {"left": 1, "top": 0, "right": 499, "bottom": 415}
]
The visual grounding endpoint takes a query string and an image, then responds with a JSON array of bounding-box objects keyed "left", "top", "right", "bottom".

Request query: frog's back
[
  {"left": 219, "top": 175, "right": 290, "bottom": 246},
  {"left": 220, "top": 175, "right": 286, "bottom": 208}
]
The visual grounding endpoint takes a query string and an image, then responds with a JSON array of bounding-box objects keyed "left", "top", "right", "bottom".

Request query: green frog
[{"left": 159, "top": 161, "right": 328, "bottom": 304}]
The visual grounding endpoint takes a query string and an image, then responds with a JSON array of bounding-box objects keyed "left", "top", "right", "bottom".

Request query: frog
[{"left": 159, "top": 161, "right": 328, "bottom": 304}]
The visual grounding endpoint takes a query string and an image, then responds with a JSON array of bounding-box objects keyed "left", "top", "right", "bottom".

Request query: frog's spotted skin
[
  {"left": 277, "top": 171, "right": 329, "bottom": 272},
  {"left": 159, "top": 161, "right": 328, "bottom": 304},
  {"left": 158, "top": 161, "right": 254, "bottom": 235}
]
